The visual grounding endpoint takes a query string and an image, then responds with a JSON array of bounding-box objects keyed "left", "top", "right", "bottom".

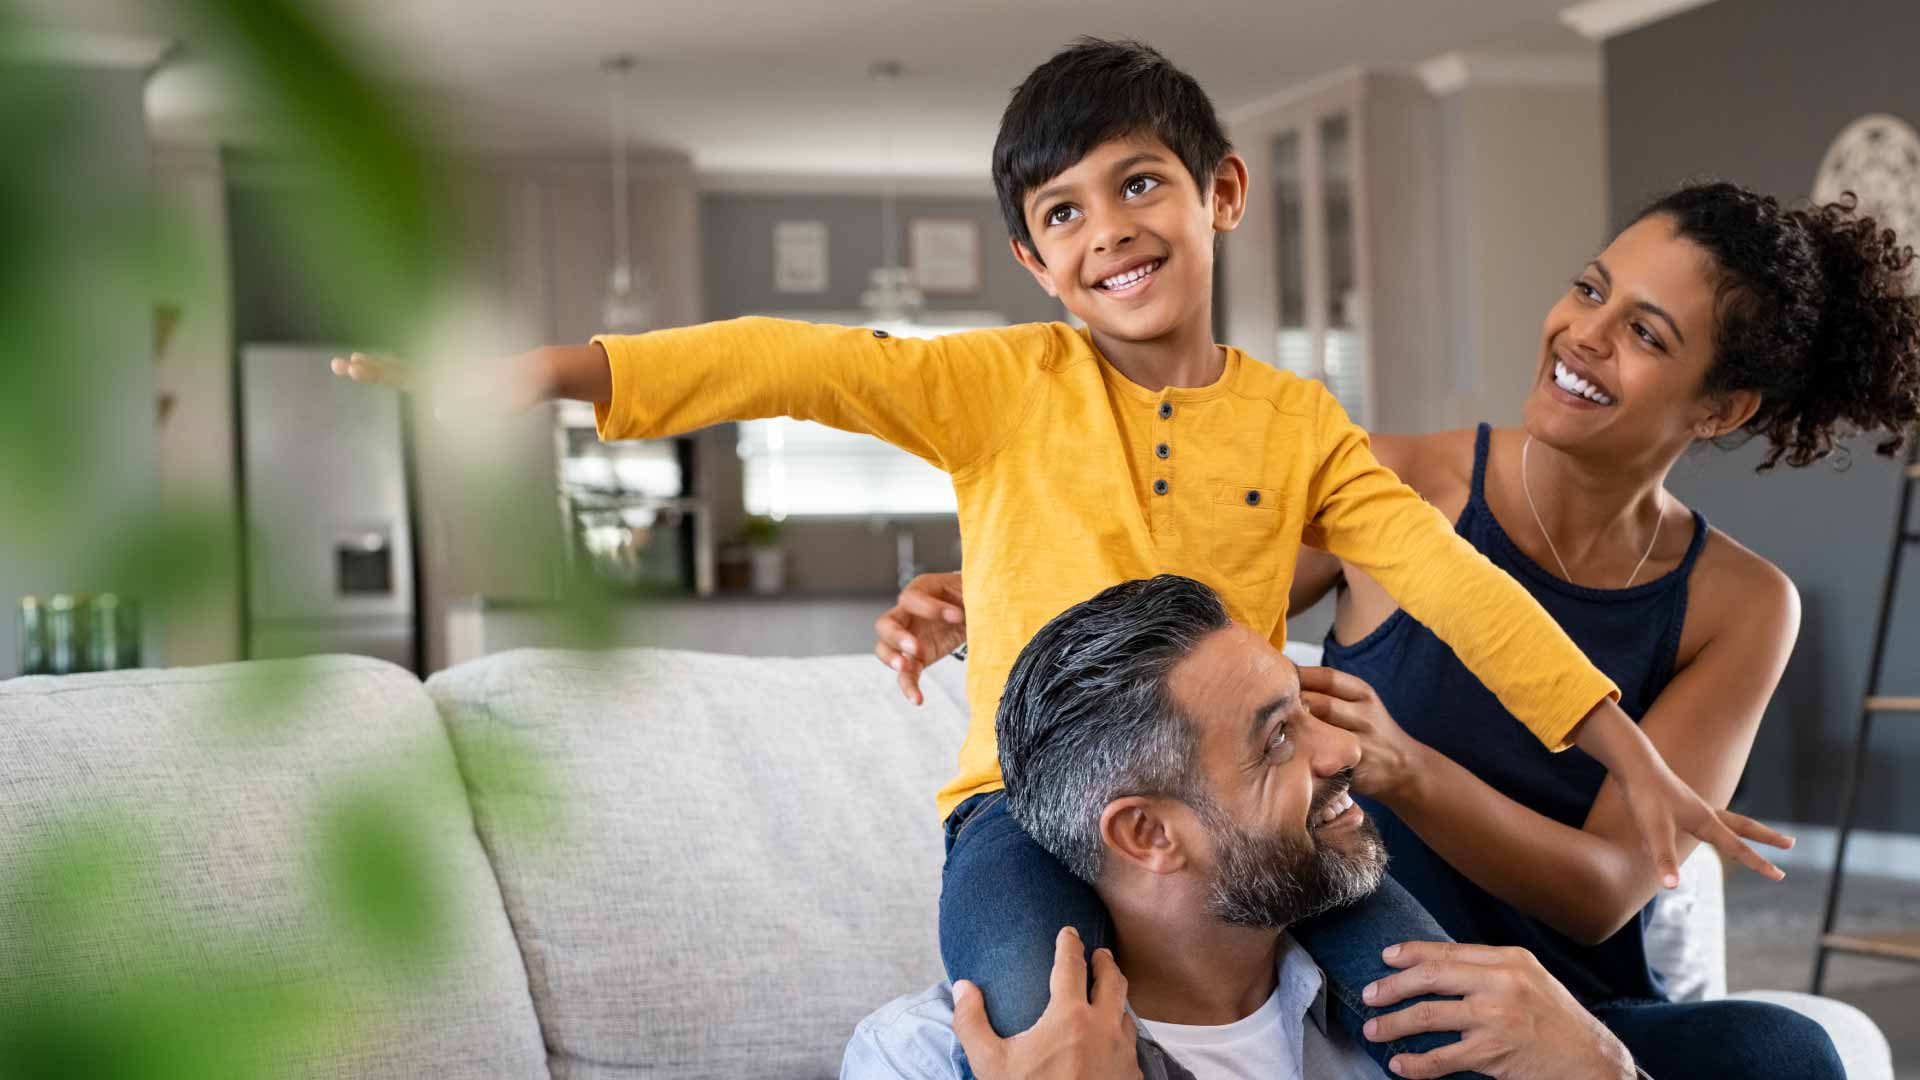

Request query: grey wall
[
  {"left": 1607, "top": 0, "right": 1920, "bottom": 831},
  {"left": 697, "top": 192, "right": 1065, "bottom": 593},
  {"left": 700, "top": 192, "right": 1064, "bottom": 326}
]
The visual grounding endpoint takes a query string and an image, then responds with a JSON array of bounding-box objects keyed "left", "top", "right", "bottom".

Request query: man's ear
[
  {"left": 1100, "top": 796, "right": 1189, "bottom": 875},
  {"left": 1696, "top": 389, "right": 1761, "bottom": 439},
  {"left": 1210, "top": 152, "right": 1249, "bottom": 235},
  {"left": 1009, "top": 235, "right": 1057, "bottom": 298}
]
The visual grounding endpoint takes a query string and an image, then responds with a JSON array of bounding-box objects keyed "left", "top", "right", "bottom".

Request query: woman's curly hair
[{"left": 1635, "top": 181, "right": 1920, "bottom": 470}]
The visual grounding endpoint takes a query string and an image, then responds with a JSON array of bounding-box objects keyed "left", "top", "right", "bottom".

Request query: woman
[{"left": 874, "top": 181, "right": 1920, "bottom": 1078}]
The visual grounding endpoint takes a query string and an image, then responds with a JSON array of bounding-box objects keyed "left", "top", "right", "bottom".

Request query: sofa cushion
[
  {"left": 426, "top": 647, "right": 967, "bottom": 1080},
  {"left": 0, "top": 656, "right": 549, "bottom": 1078}
]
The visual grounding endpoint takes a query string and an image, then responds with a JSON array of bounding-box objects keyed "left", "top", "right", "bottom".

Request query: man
[{"left": 844, "top": 575, "right": 1651, "bottom": 1080}]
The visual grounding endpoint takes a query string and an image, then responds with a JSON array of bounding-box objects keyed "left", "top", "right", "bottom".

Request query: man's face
[
  {"left": 1165, "top": 624, "right": 1386, "bottom": 928},
  {"left": 1011, "top": 133, "right": 1235, "bottom": 345}
]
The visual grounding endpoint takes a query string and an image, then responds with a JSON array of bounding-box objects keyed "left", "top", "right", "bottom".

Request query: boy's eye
[
  {"left": 1633, "top": 323, "right": 1663, "bottom": 350},
  {"left": 1123, "top": 175, "right": 1161, "bottom": 199},
  {"left": 1046, "top": 204, "right": 1082, "bottom": 227},
  {"left": 1573, "top": 278, "right": 1601, "bottom": 302}
]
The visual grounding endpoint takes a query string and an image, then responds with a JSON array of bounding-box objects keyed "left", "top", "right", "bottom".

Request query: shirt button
[
  {"left": 1245, "top": 489, "right": 1262, "bottom": 506},
  {"left": 1155, "top": 442, "right": 1170, "bottom": 459},
  {"left": 872, "top": 329, "right": 890, "bottom": 338},
  {"left": 1153, "top": 478, "right": 1169, "bottom": 495},
  {"left": 1158, "top": 401, "right": 1173, "bottom": 420}
]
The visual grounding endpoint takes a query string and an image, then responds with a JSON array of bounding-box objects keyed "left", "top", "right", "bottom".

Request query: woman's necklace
[{"left": 1521, "top": 435, "right": 1664, "bottom": 589}]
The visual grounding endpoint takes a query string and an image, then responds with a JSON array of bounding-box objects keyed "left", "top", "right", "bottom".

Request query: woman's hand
[
  {"left": 873, "top": 571, "right": 968, "bottom": 706},
  {"left": 1299, "top": 666, "right": 1425, "bottom": 804}
]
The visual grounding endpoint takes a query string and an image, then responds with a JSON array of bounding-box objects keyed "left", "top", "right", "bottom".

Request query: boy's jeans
[{"left": 938, "top": 790, "right": 1487, "bottom": 1080}]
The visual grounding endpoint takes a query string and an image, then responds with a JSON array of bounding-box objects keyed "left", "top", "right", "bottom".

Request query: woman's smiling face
[
  {"left": 1011, "top": 132, "right": 1243, "bottom": 345},
  {"left": 1526, "top": 213, "right": 1737, "bottom": 458}
]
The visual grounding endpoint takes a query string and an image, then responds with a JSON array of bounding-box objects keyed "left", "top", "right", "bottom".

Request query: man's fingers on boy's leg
[
  {"left": 951, "top": 981, "right": 1005, "bottom": 1068},
  {"left": 1388, "top": 1039, "right": 1480, "bottom": 1080},
  {"left": 1047, "top": 926, "right": 1088, "bottom": 1008},
  {"left": 897, "top": 665, "right": 923, "bottom": 706},
  {"left": 1364, "top": 998, "right": 1473, "bottom": 1043},
  {"left": 1089, "top": 948, "right": 1129, "bottom": 1013}
]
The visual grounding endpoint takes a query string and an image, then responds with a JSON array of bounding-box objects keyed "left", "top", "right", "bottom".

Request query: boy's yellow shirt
[{"left": 595, "top": 317, "right": 1619, "bottom": 819}]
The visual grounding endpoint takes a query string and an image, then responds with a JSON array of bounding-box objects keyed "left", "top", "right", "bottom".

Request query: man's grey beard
[{"left": 1198, "top": 790, "right": 1387, "bottom": 930}]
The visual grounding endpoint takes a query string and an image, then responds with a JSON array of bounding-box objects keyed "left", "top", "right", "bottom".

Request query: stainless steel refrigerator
[{"left": 240, "top": 344, "right": 418, "bottom": 672}]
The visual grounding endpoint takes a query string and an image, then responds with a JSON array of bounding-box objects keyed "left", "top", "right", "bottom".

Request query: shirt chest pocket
[{"left": 1208, "top": 482, "right": 1287, "bottom": 588}]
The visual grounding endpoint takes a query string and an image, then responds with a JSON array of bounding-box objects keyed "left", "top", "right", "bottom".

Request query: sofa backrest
[
  {"left": 0, "top": 656, "right": 549, "bottom": 1078},
  {"left": 427, "top": 647, "right": 967, "bottom": 1080}
]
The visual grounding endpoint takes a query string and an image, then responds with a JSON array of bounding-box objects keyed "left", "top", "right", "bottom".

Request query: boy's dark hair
[
  {"left": 992, "top": 38, "right": 1232, "bottom": 260},
  {"left": 996, "top": 575, "right": 1229, "bottom": 883},
  {"left": 1633, "top": 181, "right": 1920, "bottom": 471}
]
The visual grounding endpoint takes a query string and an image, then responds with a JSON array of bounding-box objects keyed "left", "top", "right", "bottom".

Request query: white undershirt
[{"left": 1134, "top": 983, "right": 1296, "bottom": 1080}]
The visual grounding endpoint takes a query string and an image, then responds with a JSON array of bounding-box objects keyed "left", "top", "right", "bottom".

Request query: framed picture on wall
[
  {"left": 909, "top": 218, "right": 980, "bottom": 294},
  {"left": 773, "top": 220, "right": 829, "bottom": 293}
]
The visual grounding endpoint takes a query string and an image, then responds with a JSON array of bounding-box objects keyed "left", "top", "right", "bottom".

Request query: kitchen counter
[{"left": 443, "top": 590, "right": 909, "bottom": 670}]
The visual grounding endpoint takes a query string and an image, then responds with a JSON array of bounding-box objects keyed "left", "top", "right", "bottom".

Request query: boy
[{"left": 336, "top": 36, "right": 1785, "bottom": 1066}]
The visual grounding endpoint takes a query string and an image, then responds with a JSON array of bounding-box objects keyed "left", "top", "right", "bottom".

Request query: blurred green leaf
[
  {"left": 316, "top": 781, "right": 449, "bottom": 972},
  {"left": 173, "top": 0, "right": 446, "bottom": 347}
]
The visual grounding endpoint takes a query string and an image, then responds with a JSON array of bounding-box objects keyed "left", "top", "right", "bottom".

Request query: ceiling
[{"left": 24, "top": 0, "right": 1597, "bottom": 179}]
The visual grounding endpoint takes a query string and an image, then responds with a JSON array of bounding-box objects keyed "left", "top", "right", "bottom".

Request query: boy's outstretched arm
[
  {"left": 333, "top": 318, "right": 1047, "bottom": 477},
  {"left": 1299, "top": 389, "right": 1789, "bottom": 887},
  {"left": 330, "top": 343, "right": 610, "bottom": 410}
]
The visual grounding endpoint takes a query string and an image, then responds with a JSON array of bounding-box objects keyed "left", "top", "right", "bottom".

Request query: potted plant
[{"left": 741, "top": 514, "right": 787, "bottom": 594}]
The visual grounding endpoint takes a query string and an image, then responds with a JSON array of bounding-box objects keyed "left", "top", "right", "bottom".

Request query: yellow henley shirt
[{"left": 593, "top": 318, "right": 1619, "bottom": 819}]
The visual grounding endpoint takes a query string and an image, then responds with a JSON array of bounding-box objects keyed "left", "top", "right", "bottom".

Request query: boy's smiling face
[{"left": 1012, "top": 132, "right": 1247, "bottom": 346}]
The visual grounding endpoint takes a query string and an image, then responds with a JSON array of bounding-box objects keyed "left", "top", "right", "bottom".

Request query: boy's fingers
[
  {"left": 899, "top": 588, "right": 961, "bottom": 624},
  {"left": 1046, "top": 927, "right": 1088, "bottom": 1009},
  {"left": 1707, "top": 819, "right": 1785, "bottom": 880},
  {"left": 1089, "top": 948, "right": 1129, "bottom": 1013},
  {"left": 1725, "top": 810, "right": 1794, "bottom": 850},
  {"left": 950, "top": 981, "right": 1004, "bottom": 1068},
  {"left": 897, "top": 664, "right": 924, "bottom": 707},
  {"left": 1296, "top": 665, "right": 1373, "bottom": 703},
  {"left": 1640, "top": 808, "right": 1681, "bottom": 888}
]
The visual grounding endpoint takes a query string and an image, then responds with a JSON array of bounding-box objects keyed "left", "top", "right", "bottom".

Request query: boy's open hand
[
  {"left": 873, "top": 571, "right": 967, "bottom": 706},
  {"left": 952, "top": 927, "right": 1142, "bottom": 1080},
  {"left": 1615, "top": 745, "right": 1791, "bottom": 887},
  {"left": 1576, "top": 699, "right": 1791, "bottom": 888}
]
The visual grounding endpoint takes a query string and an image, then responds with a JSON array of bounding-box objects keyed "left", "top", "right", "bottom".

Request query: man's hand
[
  {"left": 951, "top": 927, "right": 1141, "bottom": 1080},
  {"left": 1572, "top": 700, "right": 1790, "bottom": 888},
  {"left": 872, "top": 571, "right": 967, "bottom": 706},
  {"left": 1362, "top": 941, "right": 1633, "bottom": 1080},
  {"left": 1298, "top": 666, "right": 1423, "bottom": 803}
]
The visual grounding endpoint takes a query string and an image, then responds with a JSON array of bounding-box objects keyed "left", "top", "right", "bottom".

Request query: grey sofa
[{"left": 0, "top": 650, "right": 1891, "bottom": 1078}]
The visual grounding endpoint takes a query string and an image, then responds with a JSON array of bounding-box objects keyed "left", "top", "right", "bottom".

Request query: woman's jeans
[{"left": 937, "top": 790, "right": 1488, "bottom": 1080}]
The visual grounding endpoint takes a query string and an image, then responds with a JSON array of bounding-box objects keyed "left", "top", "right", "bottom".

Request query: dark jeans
[
  {"left": 1591, "top": 997, "right": 1845, "bottom": 1080},
  {"left": 938, "top": 790, "right": 1486, "bottom": 1080}
]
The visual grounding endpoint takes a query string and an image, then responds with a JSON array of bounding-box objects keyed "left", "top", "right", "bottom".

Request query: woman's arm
[
  {"left": 1307, "top": 550, "right": 1800, "bottom": 944},
  {"left": 1289, "top": 545, "right": 1345, "bottom": 613}
]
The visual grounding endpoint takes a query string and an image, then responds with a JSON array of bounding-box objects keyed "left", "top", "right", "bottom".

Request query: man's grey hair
[{"left": 996, "top": 575, "right": 1230, "bottom": 883}]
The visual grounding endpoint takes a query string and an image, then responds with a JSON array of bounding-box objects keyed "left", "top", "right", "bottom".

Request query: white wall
[
  {"left": 151, "top": 143, "right": 241, "bottom": 667},
  {"left": 1441, "top": 83, "right": 1607, "bottom": 427}
]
